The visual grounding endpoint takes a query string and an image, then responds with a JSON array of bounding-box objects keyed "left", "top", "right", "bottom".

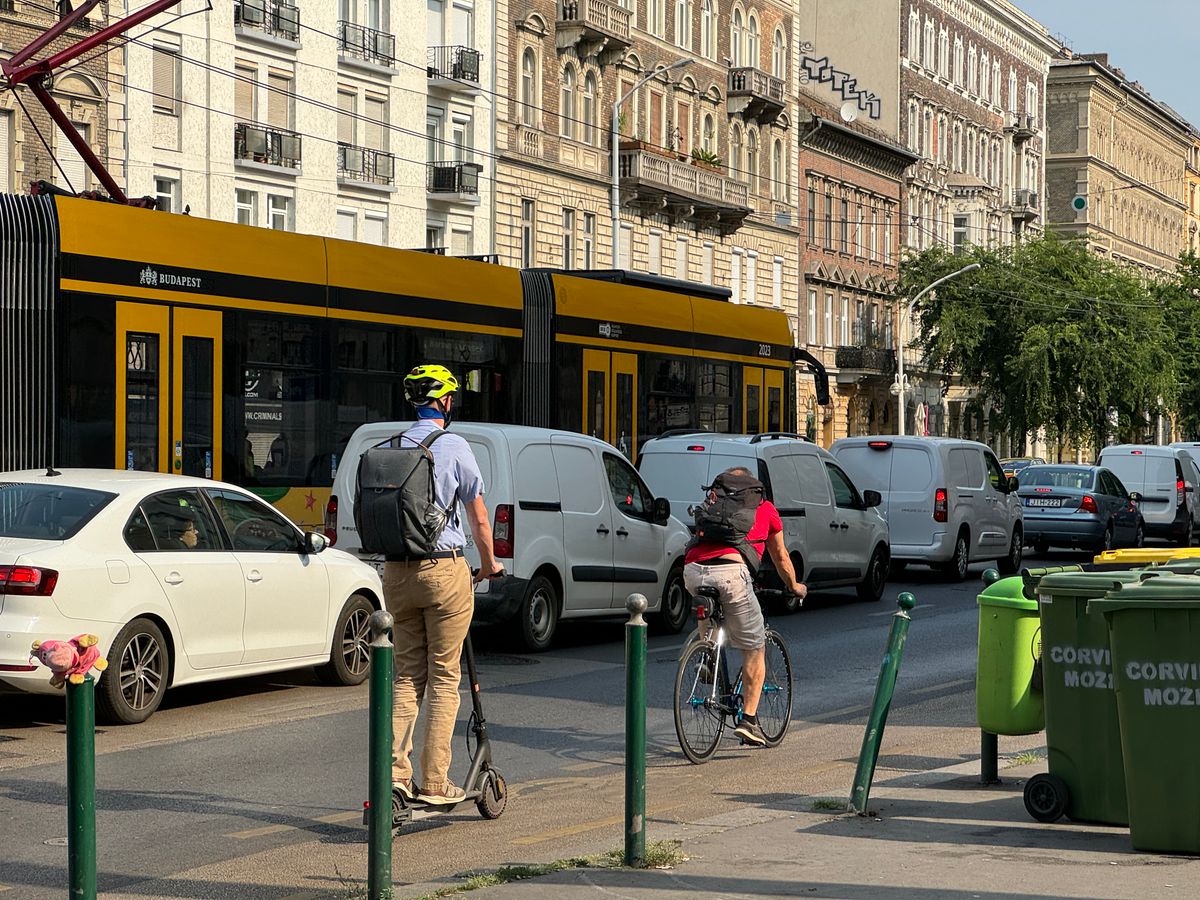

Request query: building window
[
  {"left": 267, "top": 71, "right": 293, "bottom": 130},
  {"left": 729, "top": 124, "right": 743, "bottom": 181},
  {"left": 731, "top": 7, "right": 743, "bottom": 67},
  {"left": 807, "top": 184, "right": 816, "bottom": 242},
  {"left": 840, "top": 197, "right": 849, "bottom": 252},
  {"left": 675, "top": 235, "right": 688, "bottom": 279},
  {"left": 702, "top": 113, "right": 715, "bottom": 153},
  {"left": 771, "top": 257, "right": 782, "bottom": 308},
  {"left": 521, "top": 198, "right": 535, "bottom": 267},
  {"left": 854, "top": 204, "right": 863, "bottom": 255},
  {"left": 745, "top": 250, "right": 757, "bottom": 304},
  {"left": 980, "top": 51, "right": 989, "bottom": 99},
  {"left": 700, "top": 0, "right": 715, "bottom": 59},
  {"left": 560, "top": 64, "right": 576, "bottom": 139},
  {"left": 953, "top": 37, "right": 963, "bottom": 86},
  {"left": 992, "top": 61, "right": 1001, "bottom": 104},
  {"left": 562, "top": 208, "right": 575, "bottom": 269},
  {"left": 702, "top": 242, "right": 714, "bottom": 283},
  {"left": 363, "top": 214, "right": 386, "bottom": 246},
  {"left": 520, "top": 48, "right": 537, "bottom": 126},
  {"left": 337, "top": 208, "right": 357, "bottom": 241},
  {"left": 884, "top": 212, "right": 892, "bottom": 264},
  {"left": 807, "top": 289, "right": 817, "bottom": 344},
  {"left": 771, "top": 140, "right": 784, "bottom": 200},
  {"left": 235, "top": 188, "right": 257, "bottom": 225},
  {"left": 648, "top": 229, "right": 663, "bottom": 275},
  {"left": 823, "top": 292, "right": 833, "bottom": 345},
  {"left": 840, "top": 295, "right": 849, "bottom": 345},
  {"left": 745, "top": 128, "right": 758, "bottom": 193},
  {"left": 923, "top": 19, "right": 934, "bottom": 68},
  {"left": 772, "top": 28, "right": 785, "bottom": 79},
  {"left": 675, "top": 0, "right": 691, "bottom": 48},
  {"left": 583, "top": 213, "right": 595, "bottom": 268},
  {"left": 582, "top": 72, "right": 597, "bottom": 145},
  {"left": 953, "top": 215, "right": 968, "bottom": 254},
  {"left": 152, "top": 46, "right": 181, "bottom": 116},
  {"left": 870, "top": 209, "right": 878, "bottom": 260},
  {"left": 267, "top": 194, "right": 291, "bottom": 231},
  {"left": 907, "top": 8, "right": 919, "bottom": 60},
  {"left": 340, "top": 90, "right": 357, "bottom": 146},
  {"left": 968, "top": 46, "right": 977, "bottom": 94},
  {"left": 824, "top": 190, "right": 833, "bottom": 250},
  {"left": 1008, "top": 68, "right": 1017, "bottom": 113},
  {"left": 747, "top": 13, "right": 759, "bottom": 67},
  {"left": 619, "top": 223, "right": 633, "bottom": 268},
  {"left": 648, "top": 0, "right": 664, "bottom": 37},
  {"left": 154, "top": 176, "right": 177, "bottom": 213},
  {"left": 730, "top": 248, "right": 743, "bottom": 303},
  {"left": 674, "top": 98, "right": 691, "bottom": 155}
]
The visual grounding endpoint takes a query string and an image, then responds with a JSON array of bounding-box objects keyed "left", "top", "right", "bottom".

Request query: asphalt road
[{"left": 0, "top": 548, "right": 1094, "bottom": 898}]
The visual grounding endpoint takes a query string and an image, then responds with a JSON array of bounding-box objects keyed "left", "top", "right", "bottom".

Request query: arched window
[
  {"left": 675, "top": 0, "right": 691, "bottom": 47},
  {"left": 923, "top": 19, "right": 934, "bottom": 68},
  {"left": 991, "top": 60, "right": 1000, "bottom": 103},
  {"left": 582, "top": 71, "right": 597, "bottom": 145},
  {"left": 771, "top": 139, "right": 783, "bottom": 199},
  {"left": 907, "top": 8, "right": 919, "bottom": 59},
  {"left": 747, "top": 14, "right": 759, "bottom": 67},
  {"left": 560, "top": 64, "right": 576, "bottom": 139},
  {"left": 746, "top": 128, "right": 758, "bottom": 191},
  {"left": 521, "top": 49, "right": 537, "bottom": 126},
  {"left": 729, "top": 123, "right": 743, "bottom": 180},
  {"left": 772, "top": 28, "right": 785, "bottom": 79},
  {"left": 700, "top": 0, "right": 715, "bottom": 58},
  {"left": 907, "top": 100, "right": 919, "bottom": 151},
  {"left": 702, "top": 112, "right": 715, "bottom": 152},
  {"left": 731, "top": 8, "right": 743, "bottom": 67}
]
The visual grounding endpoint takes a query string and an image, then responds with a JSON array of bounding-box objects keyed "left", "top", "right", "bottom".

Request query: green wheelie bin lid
[
  {"left": 1088, "top": 573, "right": 1200, "bottom": 853},
  {"left": 976, "top": 573, "right": 1043, "bottom": 735},
  {"left": 978, "top": 574, "right": 1038, "bottom": 610}
]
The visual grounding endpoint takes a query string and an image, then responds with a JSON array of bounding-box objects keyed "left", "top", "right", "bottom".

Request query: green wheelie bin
[
  {"left": 1022, "top": 570, "right": 1154, "bottom": 826},
  {"left": 1090, "top": 574, "right": 1200, "bottom": 854},
  {"left": 977, "top": 574, "right": 1043, "bottom": 737}
]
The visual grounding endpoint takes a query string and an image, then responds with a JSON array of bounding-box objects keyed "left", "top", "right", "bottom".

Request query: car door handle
[
  {"left": 840, "top": 522, "right": 849, "bottom": 530},
  {"left": 164, "top": 571, "right": 183, "bottom": 585},
  {"left": 829, "top": 522, "right": 839, "bottom": 530},
  {"left": 616, "top": 528, "right": 629, "bottom": 537},
  {"left": 596, "top": 525, "right": 610, "bottom": 535},
  {"left": 246, "top": 570, "right": 263, "bottom": 583}
]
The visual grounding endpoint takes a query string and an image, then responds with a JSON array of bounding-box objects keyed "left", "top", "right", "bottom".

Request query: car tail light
[
  {"left": 933, "top": 488, "right": 948, "bottom": 523},
  {"left": 1178, "top": 479, "right": 1186, "bottom": 506},
  {"left": 0, "top": 565, "right": 58, "bottom": 596},
  {"left": 687, "top": 445, "right": 706, "bottom": 451},
  {"left": 494, "top": 504, "right": 514, "bottom": 559},
  {"left": 324, "top": 495, "right": 338, "bottom": 545},
  {"left": 868, "top": 441, "right": 892, "bottom": 450},
  {"left": 1081, "top": 495, "right": 1099, "bottom": 514}
]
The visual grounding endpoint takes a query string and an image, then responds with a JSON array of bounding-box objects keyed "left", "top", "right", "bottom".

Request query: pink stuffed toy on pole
[{"left": 30, "top": 634, "right": 109, "bottom": 688}]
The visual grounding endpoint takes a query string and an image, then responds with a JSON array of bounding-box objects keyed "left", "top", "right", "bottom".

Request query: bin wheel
[{"left": 1024, "top": 773, "right": 1068, "bottom": 823}]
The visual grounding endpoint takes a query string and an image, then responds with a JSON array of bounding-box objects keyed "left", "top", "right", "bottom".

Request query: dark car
[{"left": 1018, "top": 465, "right": 1144, "bottom": 554}]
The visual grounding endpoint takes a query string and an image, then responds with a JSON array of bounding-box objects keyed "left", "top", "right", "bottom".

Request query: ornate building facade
[{"left": 1188, "top": 133, "right": 1200, "bottom": 258}]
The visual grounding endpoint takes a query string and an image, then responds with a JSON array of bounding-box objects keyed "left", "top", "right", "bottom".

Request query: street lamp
[
  {"left": 610, "top": 58, "right": 694, "bottom": 270},
  {"left": 894, "top": 262, "right": 980, "bottom": 436}
]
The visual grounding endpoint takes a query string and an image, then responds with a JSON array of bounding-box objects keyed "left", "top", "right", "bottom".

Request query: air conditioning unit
[
  {"left": 236, "top": 0, "right": 266, "bottom": 25},
  {"left": 340, "top": 146, "right": 364, "bottom": 173}
]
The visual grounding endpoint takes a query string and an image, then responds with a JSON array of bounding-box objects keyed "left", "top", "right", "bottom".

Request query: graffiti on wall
[{"left": 799, "top": 46, "right": 883, "bottom": 121}]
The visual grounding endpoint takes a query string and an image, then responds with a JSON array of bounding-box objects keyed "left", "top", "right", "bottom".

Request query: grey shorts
[{"left": 683, "top": 561, "right": 765, "bottom": 651}]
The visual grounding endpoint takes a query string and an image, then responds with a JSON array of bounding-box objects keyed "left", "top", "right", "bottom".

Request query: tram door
[
  {"left": 743, "top": 366, "right": 785, "bottom": 434},
  {"left": 115, "top": 302, "right": 223, "bottom": 480},
  {"left": 582, "top": 349, "right": 638, "bottom": 460}
]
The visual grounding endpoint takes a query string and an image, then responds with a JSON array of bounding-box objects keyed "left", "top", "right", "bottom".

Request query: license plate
[{"left": 1026, "top": 498, "right": 1062, "bottom": 508}]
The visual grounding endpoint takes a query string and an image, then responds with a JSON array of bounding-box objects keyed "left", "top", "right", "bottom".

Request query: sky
[{"left": 1012, "top": 0, "right": 1200, "bottom": 128}]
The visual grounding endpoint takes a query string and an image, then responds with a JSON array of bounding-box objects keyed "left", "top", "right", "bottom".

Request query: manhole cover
[
  {"left": 477, "top": 654, "right": 539, "bottom": 666},
  {"left": 45, "top": 837, "right": 68, "bottom": 846}
]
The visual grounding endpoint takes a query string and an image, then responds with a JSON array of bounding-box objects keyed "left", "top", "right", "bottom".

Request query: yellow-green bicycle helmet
[{"left": 403, "top": 364, "right": 459, "bottom": 405}]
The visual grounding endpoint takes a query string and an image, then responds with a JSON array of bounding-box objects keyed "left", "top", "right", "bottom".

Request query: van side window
[
  {"left": 949, "top": 448, "right": 984, "bottom": 489},
  {"left": 984, "top": 453, "right": 1006, "bottom": 491},
  {"left": 603, "top": 453, "right": 653, "bottom": 519},
  {"left": 793, "top": 455, "right": 832, "bottom": 505},
  {"left": 825, "top": 463, "right": 861, "bottom": 509}
]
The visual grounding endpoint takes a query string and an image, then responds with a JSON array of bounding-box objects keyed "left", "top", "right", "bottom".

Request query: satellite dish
[{"left": 840, "top": 102, "right": 858, "bottom": 123}]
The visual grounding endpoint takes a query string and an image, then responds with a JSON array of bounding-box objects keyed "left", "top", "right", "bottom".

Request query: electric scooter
[{"left": 363, "top": 572, "right": 509, "bottom": 833}]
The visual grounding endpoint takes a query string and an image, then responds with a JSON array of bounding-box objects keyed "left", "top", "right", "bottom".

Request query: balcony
[
  {"left": 427, "top": 45, "right": 483, "bottom": 95},
  {"left": 1010, "top": 188, "right": 1039, "bottom": 220},
  {"left": 427, "top": 160, "right": 483, "bottom": 205},
  {"left": 618, "top": 147, "right": 750, "bottom": 235},
  {"left": 234, "top": 0, "right": 300, "bottom": 45},
  {"left": 338, "top": 21, "right": 396, "bottom": 70},
  {"left": 835, "top": 346, "right": 896, "bottom": 380},
  {"left": 338, "top": 144, "right": 395, "bottom": 187},
  {"left": 1005, "top": 113, "right": 1037, "bottom": 143},
  {"left": 555, "top": 0, "right": 631, "bottom": 65},
  {"left": 727, "top": 67, "right": 786, "bottom": 126},
  {"left": 234, "top": 122, "right": 302, "bottom": 172}
]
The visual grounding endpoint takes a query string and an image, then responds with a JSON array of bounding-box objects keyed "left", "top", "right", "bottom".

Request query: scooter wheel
[
  {"left": 391, "top": 789, "right": 408, "bottom": 832},
  {"left": 476, "top": 769, "right": 508, "bottom": 820},
  {"left": 1024, "top": 773, "right": 1068, "bottom": 823}
]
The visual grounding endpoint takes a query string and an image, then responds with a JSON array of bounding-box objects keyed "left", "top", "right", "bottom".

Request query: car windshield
[
  {"left": 1019, "top": 467, "right": 1094, "bottom": 490},
  {"left": 1004, "top": 459, "right": 1038, "bottom": 471},
  {"left": 0, "top": 482, "right": 116, "bottom": 539}
]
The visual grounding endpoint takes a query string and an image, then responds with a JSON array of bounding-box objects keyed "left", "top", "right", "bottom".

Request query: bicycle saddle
[{"left": 695, "top": 586, "right": 720, "bottom": 599}]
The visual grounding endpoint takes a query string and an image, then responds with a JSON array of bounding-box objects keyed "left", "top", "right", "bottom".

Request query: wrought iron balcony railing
[
  {"left": 427, "top": 160, "right": 482, "bottom": 195},
  {"left": 234, "top": 122, "right": 302, "bottom": 169},
  {"left": 338, "top": 144, "right": 395, "bottom": 185},
  {"left": 427, "top": 45, "right": 482, "bottom": 85},
  {"left": 835, "top": 345, "right": 896, "bottom": 374},
  {"left": 234, "top": 0, "right": 300, "bottom": 41},
  {"left": 338, "top": 20, "right": 396, "bottom": 66}
]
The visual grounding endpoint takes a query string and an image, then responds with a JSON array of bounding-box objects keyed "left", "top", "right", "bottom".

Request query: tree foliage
[{"left": 895, "top": 235, "right": 1178, "bottom": 459}]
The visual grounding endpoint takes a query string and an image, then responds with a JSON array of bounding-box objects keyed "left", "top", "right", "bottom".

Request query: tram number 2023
[{"left": 758, "top": 344, "right": 772, "bottom": 357}]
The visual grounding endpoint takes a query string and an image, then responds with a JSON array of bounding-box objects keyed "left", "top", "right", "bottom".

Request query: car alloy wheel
[
  {"left": 120, "top": 632, "right": 166, "bottom": 712},
  {"left": 341, "top": 604, "right": 372, "bottom": 677}
]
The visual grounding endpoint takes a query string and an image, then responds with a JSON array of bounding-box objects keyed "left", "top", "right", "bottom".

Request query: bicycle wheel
[
  {"left": 757, "top": 630, "right": 793, "bottom": 746},
  {"left": 674, "top": 641, "right": 726, "bottom": 764}
]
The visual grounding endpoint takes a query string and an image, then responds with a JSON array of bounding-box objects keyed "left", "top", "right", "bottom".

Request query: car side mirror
[
  {"left": 652, "top": 497, "right": 672, "bottom": 525},
  {"left": 1007, "top": 476, "right": 1020, "bottom": 493},
  {"left": 303, "top": 531, "right": 328, "bottom": 554},
  {"left": 1129, "top": 491, "right": 1143, "bottom": 503},
  {"left": 862, "top": 489, "right": 882, "bottom": 509}
]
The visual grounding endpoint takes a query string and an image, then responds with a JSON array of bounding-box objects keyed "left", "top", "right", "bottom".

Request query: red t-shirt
[{"left": 685, "top": 501, "right": 783, "bottom": 564}]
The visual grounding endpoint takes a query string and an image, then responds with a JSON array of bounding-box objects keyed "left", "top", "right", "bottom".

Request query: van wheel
[
  {"left": 512, "top": 574, "right": 559, "bottom": 652},
  {"left": 856, "top": 546, "right": 889, "bottom": 602},
  {"left": 998, "top": 528, "right": 1023, "bottom": 575},
  {"left": 939, "top": 530, "right": 970, "bottom": 582},
  {"left": 1179, "top": 521, "right": 1194, "bottom": 549},
  {"left": 650, "top": 563, "right": 689, "bottom": 634}
]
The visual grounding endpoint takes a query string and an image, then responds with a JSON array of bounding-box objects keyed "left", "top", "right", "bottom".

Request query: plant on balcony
[{"left": 690, "top": 147, "right": 723, "bottom": 172}]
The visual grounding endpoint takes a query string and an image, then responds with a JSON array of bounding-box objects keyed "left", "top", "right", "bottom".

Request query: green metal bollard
[
  {"left": 66, "top": 674, "right": 97, "bottom": 900},
  {"left": 849, "top": 592, "right": 917, "bottom": 816},
  {"left": 367, "top": 610, "right": 395, "bottom": 900},
  {"left": 624, "top": 593, "right": 648, "bottom": 868}
]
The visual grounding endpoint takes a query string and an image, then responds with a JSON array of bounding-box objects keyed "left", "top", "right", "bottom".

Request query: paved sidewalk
[{"left": 396, "top": 760, "right": 1200, "bottom": 900}]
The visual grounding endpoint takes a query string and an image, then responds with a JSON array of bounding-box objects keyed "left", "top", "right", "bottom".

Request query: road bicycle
[{"left": 673, "top": 584, "right": 795, "bottom": 764}]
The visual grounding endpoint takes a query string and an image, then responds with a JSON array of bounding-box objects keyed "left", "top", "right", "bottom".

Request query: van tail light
[
  {"left": 493, "top": 504, "right": 514, "bottom": 559},
  {"left": 1178, "top": 479, "right": 1186, "bottom": 506},
  {"left": 1080, "top": 495, "right": 1099, "bottom": 515},
  {"left": 324, "top": 495, "right": 338, "bottom": 545},
  {"left": 933, "top": 488, "right": 948, "bottom": 523},
  {"left": 0, "top": 565, "right": 58, "bottom": 596}
]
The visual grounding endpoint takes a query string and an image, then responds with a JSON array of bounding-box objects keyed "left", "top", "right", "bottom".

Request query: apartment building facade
[
  {"left": 1188, "top": 133, "right": 1200, "bottom": 258},
  {"left": 493, "top": 0, "right": 803, "bottom": 317},
  {"left": 0, "top": 2, "right": 121, "bottom": 196},
  {"left": 1045, "top": 54, "right": 1192, "bottom": 274}
]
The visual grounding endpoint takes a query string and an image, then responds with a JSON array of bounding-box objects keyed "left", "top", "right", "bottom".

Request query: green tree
[{"left": 1156, "top": 252, "right": 1200, "bottom": 439}]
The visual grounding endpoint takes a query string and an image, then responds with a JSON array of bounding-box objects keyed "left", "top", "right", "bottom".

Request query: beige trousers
[{"left": 383, "top": 556, "right": 473, "bottom": 792}]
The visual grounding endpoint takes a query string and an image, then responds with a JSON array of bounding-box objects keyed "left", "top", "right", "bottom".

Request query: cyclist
[
  {"left": 683, "top": 465, "right": 805, "bottom": 747},
  {"left": 386, "top": 364, "right": 503, "bottom": 805}
]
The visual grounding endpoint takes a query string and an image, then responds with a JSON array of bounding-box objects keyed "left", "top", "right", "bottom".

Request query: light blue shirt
[{"left": 396, "top": 422, "right": 485, "bottom": 550}]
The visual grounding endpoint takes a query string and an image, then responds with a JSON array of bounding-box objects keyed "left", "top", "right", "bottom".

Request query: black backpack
[
  {"left": 690, "top": 472, "right": 764, "bottom": 571},
  {"left": 354, "top": 431, "right": 450, "bottom": 559}
]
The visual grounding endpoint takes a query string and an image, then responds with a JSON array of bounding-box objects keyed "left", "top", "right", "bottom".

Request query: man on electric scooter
[
  {"left": 386, "top": 365, "right": 504, "bottom": 805},
  {"left": 684, "top": 466, "right": 806, "bottom": 746}
]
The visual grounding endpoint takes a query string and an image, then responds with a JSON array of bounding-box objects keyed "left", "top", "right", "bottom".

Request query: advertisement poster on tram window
[{"left": 243, "top": 368, "right": 285, "bottom": 477}]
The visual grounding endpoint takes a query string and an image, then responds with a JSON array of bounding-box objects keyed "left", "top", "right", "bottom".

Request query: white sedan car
[{"left": 0, "top": 469, "right": 384, "bottom": 723}]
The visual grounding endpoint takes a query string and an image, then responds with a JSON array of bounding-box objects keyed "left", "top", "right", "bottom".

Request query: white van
[
  {"left": 1100, "top": 444, "right": 1200, "bottom": 545},
  {"left": 638, "top": 433, "right": 891, "bottom": 605},
  {"left": 328, "top": 423, "right": 692, "bottom": 650},
  {"left": 830, "top": 437, "right": 1023, "bottom": 580}
]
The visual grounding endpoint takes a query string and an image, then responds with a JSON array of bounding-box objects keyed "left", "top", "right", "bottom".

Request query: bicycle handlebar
[{"left": 755, "top": 588, "right": 802, "bottom": 601}]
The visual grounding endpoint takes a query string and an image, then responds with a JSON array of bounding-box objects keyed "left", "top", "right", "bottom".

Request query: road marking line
[
  {"left": 226, "top": 823, "right": 295, "bottom": 839},
  {"left": 315, "top": 811, "right": 363, "bottom": 824},
  {"left": 511, "top": 803, "right": 684, "bottom": 845},
  {"left": 808, "top": 703, "right": 869, "bottom": 722},
  {"left": 0, "top": 883, "right": 11, "bottom": 893},
  {"left": 562, "top": 761, "right": 614, "bottom": 772},
  {"left": 911, "top": 677, "right": 973, "bottom": 695}
]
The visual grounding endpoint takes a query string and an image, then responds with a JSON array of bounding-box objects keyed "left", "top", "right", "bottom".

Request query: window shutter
[
  {"left": 235, "top": 65, "right": 255, "bottom": 121},
  {"left": 364, "top": 97, "right": 386, "bottom": 151},
  {"left": 56, "top": 123, "right": 90, "bottom": 191},
  {"left": 0, "top": 113, "right": 9, "bottom": 192},
  {"left": 152, "top": 49, "right": 178, "bottom": 114},
  {"left": 337, "top": 91, "right": 355, "bottom": 144},
  {"left": 363, "top": 216, "right": 386, "bottom": 245},
  {"left": 336, "top": 210, "right": 356, "bottom": 241},
  {"left": 267, "top": 73, "right": 291, "bottom": 128}
]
